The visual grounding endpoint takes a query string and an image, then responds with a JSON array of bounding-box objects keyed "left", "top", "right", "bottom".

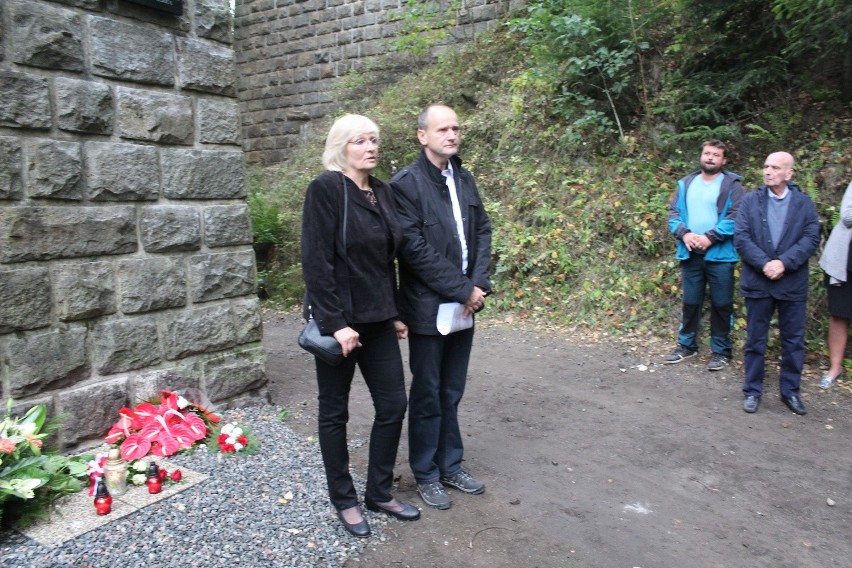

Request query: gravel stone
[{"left": 0, "top": 406, "right": 392, "bottom": 567}]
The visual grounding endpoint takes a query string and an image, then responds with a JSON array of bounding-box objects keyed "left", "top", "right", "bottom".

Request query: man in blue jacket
[
  {"left": 666, "top": 140, "right": 744, "bottom": 371},
  {"left": 734, "top": 151, "right": 820, "bottom": 415},
  {"left": 391, "top": 104, "right": 492, "bottom": 510}
]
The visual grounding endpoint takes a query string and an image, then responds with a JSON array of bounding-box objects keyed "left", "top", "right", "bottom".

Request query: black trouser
[{"left": 315, "top": 319, "right": 407, "bottom": 510}]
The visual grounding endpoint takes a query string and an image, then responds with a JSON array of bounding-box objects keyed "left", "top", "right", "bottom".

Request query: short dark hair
[
  {"left": 701, "top": 139, "right": 728, "bottom": 157},
  {"left": 418, "top": 104, "right": 453, "bottom": 130}
]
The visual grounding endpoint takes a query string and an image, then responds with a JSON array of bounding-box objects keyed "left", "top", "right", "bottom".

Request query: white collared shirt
[
  {"left": 767, "top": 185, "right": 790, "bottom": 200},
  {"left": 442, "top": 163, "right": 469, "bottom": 273}
]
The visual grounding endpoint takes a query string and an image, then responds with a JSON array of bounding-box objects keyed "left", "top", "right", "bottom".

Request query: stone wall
[
  {"left": 0, "top": 0, "right": 267, "bottom": 449},
  {"left": 234, "top": 0, "right": 518, "bottom": 164}
]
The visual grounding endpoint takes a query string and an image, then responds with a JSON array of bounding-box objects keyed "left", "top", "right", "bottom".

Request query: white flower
[
  {"left": 1, "top": 478, "right": 43, "bottom": 499},
  {"left": 234, "top": 442, "right": 244, "bottom": 451},
  {"left": 86, "top": 459, "right": 104, "bottom": 475},
  {"left": 17, "top": 422, "right": 37, "bottom": 437},
  {"left": 131, "top": 473, "right": 147, "bottom": 485},
  {"left": 221, "top": 423, "right": 235, "bottom": 435},
  {"left": 176, "top": 395, "right": 189, "bottom": 409}
]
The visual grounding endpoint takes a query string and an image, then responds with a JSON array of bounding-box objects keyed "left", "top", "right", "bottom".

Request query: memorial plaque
[{"left": 124, "top": 0, "right": 183, "bottom": 15}]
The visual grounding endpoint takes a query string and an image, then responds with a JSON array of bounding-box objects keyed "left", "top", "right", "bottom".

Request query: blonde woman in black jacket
[{"left": 301, "top": 114, "right": 420, "bottom": 538}]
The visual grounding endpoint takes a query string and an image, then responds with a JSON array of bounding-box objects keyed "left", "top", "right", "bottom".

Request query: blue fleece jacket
[{"left": 667, "top": 170, "right": 745, "bottom": 262}]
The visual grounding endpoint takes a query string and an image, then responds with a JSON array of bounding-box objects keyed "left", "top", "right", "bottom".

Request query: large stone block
[
  {"left": 45, "top": 0, "right": 102, "bottom": 10},
  {"left": 231, "top": 297, "right": 263, "bottom": 344},
  {"left": 140, "top": 205, "right": 202, "bottom": 252},
  {"left": 202, "top": 348, "right": 266, "bottom": 403},
  {"left": 89, "top": 16, "right": 174, "bottom": 85},
  {"left": 0, "top": 266, "right": 52, "bottom": 334},
  {"left": 117, "top": 87, "right": 194, "bottom": 145},
  {"left": 92, "top": 316, "right": 161, "bottom": 374},
  {"left": 161, "top": 150, "right": 246, "bottom": 199},
  {"left": 11, "top": 2, "right": 84, "bottom": 71},
  {"left": 195, "top": 0, "right": 234, "bottom": 45},
  {"left": 0, "top": 71, "right": 50, "bottom": 129},
  {"left": 189, "top": 251, "right": 256, "bottom": 303},
  {"left": 0, "top": 136, "right": 23, "bottom": 200},
  {"left": 203, "top": 204, "right": 252, "bottom": 247},
  {"left": 162, "top": 304, "right": 236, "bottom": 360},
  {"left": 130, "top": 369, "right": 201, "bottom": 404},
  {"left": 55, "top": 377, "right": 128, "bottom": 448},
  {"left": 177, "top": 38, "right": 236, "bottom": 96},
  {"left": 0, "top": 206, "right": 137, "bottom": 263},
  {"left": 54, "top": 261, "right": 116, "bottom": 322},
  {"left": 85, "top": 142, "right": 159, "bottom": 201},
  {"left": 56, "top": 77, "right": 114, "bottom": 134},
  {"left": 26, "top": 140, "right": 83, "bottom": 200},
  {"left": 198, "top": 99, "right": 241, "bottom": 145},
  {"left": 5, "top": 327, "right": 89, "bottom": 398},
  {"left": 118, "top": 257, "right": 187, "bottom": 314}
]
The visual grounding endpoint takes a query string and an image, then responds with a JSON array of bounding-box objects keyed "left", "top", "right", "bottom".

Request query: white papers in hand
[{"left": 436, "top": 302, "right": 473, "bottom": 335}]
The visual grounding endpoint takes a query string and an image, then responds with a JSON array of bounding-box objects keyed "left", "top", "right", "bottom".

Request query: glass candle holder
[
  {"left": 103, "top": 447, "right": 128, "bottom": 497},
  {"left": 94, "top": 482, "right": 112, "bottom": 515},
  {"left": 145, "top": 476, "right": 162, "bottom": 494}
]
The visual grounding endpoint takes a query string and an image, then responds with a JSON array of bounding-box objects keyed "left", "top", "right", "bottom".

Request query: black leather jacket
[{"left": 390, "top": 150, "right": 492, "bottom": 334}]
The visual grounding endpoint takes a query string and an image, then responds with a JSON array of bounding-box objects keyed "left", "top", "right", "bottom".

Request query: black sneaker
[
  {"left": 707, "top": 353, "right": 730, "bottom": 371},
  {"left": 417, "top": 481, "right": 451, "bottom": 509},
  {"left": 664, "top": 346, "right": 697, "bottom": 364},
  {"left": 440, "top": 469, "right": 485, "bottom": 495}
]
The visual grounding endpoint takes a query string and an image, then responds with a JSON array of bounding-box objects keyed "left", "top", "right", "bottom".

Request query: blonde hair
[{"left": 322, "top": 114, "right": 380, "bottom": 171}]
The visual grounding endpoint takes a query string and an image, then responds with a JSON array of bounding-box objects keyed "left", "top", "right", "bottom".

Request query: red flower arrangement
[
  {"left": 216, "top": 423, "right": 249, "bottom": 453},
  {"left": 105, "top": 391, "right": 221, "bottom": 461}
]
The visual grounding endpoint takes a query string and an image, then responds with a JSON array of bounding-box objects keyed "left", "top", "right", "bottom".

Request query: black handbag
[
  {"left": 298, "top": 316, "right": 344, "bottom": 366},
  {"left": 298, "top": 173, "right": 351, "bottom": 366}
]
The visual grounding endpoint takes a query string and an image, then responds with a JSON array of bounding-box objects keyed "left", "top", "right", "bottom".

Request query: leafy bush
[
  {"left": 0, "top": 401, "right": 90, "bottom": 528},
  {"left": 250, "top": 3, "right": 851, "bottom": 359}
]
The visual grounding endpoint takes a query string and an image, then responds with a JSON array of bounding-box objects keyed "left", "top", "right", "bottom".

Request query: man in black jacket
[{"left": 391, "top": 104, "right": 492, "bottom": 510}]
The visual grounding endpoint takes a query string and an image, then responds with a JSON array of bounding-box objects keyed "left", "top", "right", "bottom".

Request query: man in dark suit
[
  {"left": 734, "top": 151, "right": 820, "bottom": 415},
  {"left": 390, "top": 104, "right": 492, "bottom": 510}
]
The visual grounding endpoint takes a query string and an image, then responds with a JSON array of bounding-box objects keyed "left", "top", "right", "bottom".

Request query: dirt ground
[{"left": 263, "top": 310, "right": 851, "bottom": 568}]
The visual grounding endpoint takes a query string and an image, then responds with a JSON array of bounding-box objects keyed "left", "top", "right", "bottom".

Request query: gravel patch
[{"left": 0, "top": 406, "right": 391, "bottom": 567}]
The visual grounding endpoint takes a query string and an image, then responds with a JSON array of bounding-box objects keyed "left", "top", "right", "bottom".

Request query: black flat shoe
[
  {"left": 365, "top": 498, "right": 421, "bottom": 521},
  {"left": 336, "top": 508, "right": 371, "bottom": 537},
  {"left": 781, "top": 394, "right": 807, "bottom": 415}
]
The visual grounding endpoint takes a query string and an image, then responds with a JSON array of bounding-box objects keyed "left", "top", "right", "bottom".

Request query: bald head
[
  {"left": 763, "top": 151, "right": 795, "bottom": 194},
  {"left": 417, "top": 104, "right": 460, "bottom": 169}
]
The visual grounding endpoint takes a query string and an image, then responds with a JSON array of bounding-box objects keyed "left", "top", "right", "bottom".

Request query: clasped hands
[
  {"left": 762, "top": 259, "right": 785, "bottom": 280},
  {"left": 683, "top": 232, "right": 712, "bottom": 252}
]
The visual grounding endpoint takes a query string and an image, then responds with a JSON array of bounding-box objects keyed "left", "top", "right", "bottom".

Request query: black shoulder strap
[{"left": 339, "top": 172, "right": 353, "bottom": 316}]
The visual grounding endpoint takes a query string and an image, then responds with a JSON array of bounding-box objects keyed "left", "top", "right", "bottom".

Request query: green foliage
[
  {"left": 0, "top": 401, "right": 90, "bottom": 528},
  {"left": 390, "top": 0, "right": 462, "bottom": 57},
  {"left": 773, "top": 0, "right": 851, "bottom": 61},
  {"left": 250, "top": 2, "right": 852, "bottom": 363},
  {"left": 247, "top": 162, "right": 317, "bottom": 306}
]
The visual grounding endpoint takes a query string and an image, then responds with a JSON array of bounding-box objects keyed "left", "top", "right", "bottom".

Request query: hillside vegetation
[{"left": 250, "top": 0, "right": 851, "bottom": 356}]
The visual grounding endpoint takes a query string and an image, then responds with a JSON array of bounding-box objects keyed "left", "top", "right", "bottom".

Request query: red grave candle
[{"left": 94, "top": 482, "right": 112, "bottom": 515}]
